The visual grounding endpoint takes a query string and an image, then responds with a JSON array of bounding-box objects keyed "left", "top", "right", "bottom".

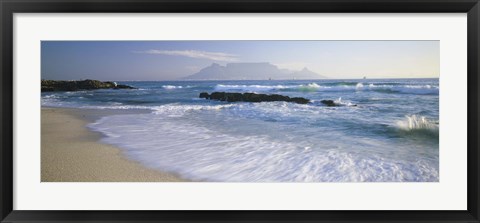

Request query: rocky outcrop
[
  {"left": 199, "top": 92, "right": 310, "bottom": 104},
  {"left": 41, "top": 79, "right": 135, "bottom": 92},
  {"left": 320, "top": 100, "right": 337, "bottom": 106},
  {"left": 320, "top": 100, "right": 357, "bottom": 107}
]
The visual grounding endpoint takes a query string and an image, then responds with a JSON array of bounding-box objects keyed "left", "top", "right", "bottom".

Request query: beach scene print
[{"left": 41, "top": 41, "right": 439, "bottom": 182}]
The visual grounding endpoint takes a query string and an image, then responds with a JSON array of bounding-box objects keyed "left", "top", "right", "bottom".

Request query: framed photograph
[{"left": 1, "top": 0, "right": 479, "bottom": 222}]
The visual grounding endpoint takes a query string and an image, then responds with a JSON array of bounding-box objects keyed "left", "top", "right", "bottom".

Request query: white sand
[{"left": 41, "top": 107, "right": 185, "bottom": 182}]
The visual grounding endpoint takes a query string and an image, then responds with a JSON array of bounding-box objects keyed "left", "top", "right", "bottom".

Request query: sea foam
[
  {"left": 162, "top": 85, "right": 191, "bottom": 89},
  {"left": 43, "top": 79, "right": 439, "bottom": 182},
  {"left": 87, "top": 104, "right": 439, "bottom": 182},
  {"left": 396, "top": 115, "right": 439, "bottom": 132},
  {"left": 213, "top": 83, "right": 438, "bottom": 94},
  {"left": 214, "top": 84, "right": 292, "bottom": 92}
]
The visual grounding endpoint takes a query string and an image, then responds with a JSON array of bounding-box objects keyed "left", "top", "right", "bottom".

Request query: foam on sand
[
  {"left": 88, "top": 105, "right": 439, "bottom": 182},
  {"left": 41, "top": 108, "right": 184, "bottom": 182}
]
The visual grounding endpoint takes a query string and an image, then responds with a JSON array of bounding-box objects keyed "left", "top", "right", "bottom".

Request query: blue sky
[{"left": 41, "top": 41, "right": 439, "bottom": 81}]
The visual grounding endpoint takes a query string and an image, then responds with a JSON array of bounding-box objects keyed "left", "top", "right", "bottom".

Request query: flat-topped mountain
[{"left": 183, "top": 62, "right": 326, "bottom": 80}]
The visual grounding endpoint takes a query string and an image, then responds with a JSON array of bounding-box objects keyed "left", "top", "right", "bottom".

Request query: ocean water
[{"left": 42, "top": 79, "right": 439, "bottom": 182}]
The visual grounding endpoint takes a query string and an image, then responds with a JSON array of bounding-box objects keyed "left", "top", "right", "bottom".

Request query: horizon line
[{"left": 41, "top": 77, "right": 440, "bottom": 82}]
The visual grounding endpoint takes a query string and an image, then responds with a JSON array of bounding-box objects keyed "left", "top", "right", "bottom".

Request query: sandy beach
[{"left": 41, "top": 107, "right": 185, "bottom": 182}]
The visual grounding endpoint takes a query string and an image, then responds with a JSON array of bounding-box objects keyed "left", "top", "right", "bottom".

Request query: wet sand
[{"left": 41, "top": 107, "right": 185, "bottom": 182}]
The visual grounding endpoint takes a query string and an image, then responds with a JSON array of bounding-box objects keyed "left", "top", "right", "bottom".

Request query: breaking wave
[
  {"left": 162, "top": 85, "right": 191, "bottom": 89},
  {"left": 214, "top": 83, "right": 438, "bottom": 95},
  {"left": 214, "top": 84, "right": 292, "bottom": 92},
  {"left": 396, "top": 115, "right": 439, "bottom": 132},
  {"left": 88, "top": 110, "right": 439, "bottom": 182},
  {"left": 44, "top": 79, "right": 439, "bottom": 182}
]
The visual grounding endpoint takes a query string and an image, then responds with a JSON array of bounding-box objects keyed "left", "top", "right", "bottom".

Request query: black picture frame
[{"left": 1, "top": 0, "right": 479, "bottom": 222}]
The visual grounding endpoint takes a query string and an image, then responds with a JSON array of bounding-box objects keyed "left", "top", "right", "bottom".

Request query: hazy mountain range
[{"left": 183, "top": 63, "right": 327, "bottom": 80}]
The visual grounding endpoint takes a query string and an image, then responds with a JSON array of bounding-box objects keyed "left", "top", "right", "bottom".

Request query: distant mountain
[
  {"left": 183, "top": 63, "right": 327, "bottom": 80},
  {"left": 291, "top": 67, "right": 323, "bottom": 79}
]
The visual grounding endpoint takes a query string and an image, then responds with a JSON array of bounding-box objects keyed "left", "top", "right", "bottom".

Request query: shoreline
[{"left": 41, "top": 107, "right": 186, "bottom": 182}]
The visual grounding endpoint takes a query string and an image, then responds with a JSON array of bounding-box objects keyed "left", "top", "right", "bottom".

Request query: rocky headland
[{"left": 41, "top": 79, "right": 135, "bottom": 92}]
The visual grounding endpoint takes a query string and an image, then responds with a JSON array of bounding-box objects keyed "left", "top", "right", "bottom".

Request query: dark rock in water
[
  {"left": 290, "top": 97, "right": 310, "bottom": 104},
  {"left": 224, "top": 93, "right": 244, "bottom": 102},
  {"left": 320, "top": 99, "right": 357, "bottom": 107},
  {"left": 320, "top": 100, "right": 337, "bottom": 106},
  {"left": 199, "top": 92, "right": 310, "bottom": 104},
  {"left": 210, "top": 92, "right": 226, "bottom": 100},
  {"left": 114, "top": 84, "right": 135, "bottom": 90},
  {"left": 41, "top": 79, "right": 135, "bottom": 92},
  {"left": 242, "top": 93, "right": 262, "bottom": 102},
  {"left": 199, "top": 92, "right": 210, "bottom": 99}
]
